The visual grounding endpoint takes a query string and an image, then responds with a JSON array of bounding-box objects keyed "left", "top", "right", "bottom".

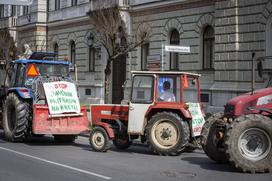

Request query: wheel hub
[
  {"left": 152, "top": 120, "right": 179, "bottom": 148},
  {"left": 238, "top": 128, "right": 271, "bottom": 161},
  {"left": 161, "top": 128, "right": 172, "bottom": 139},
  {"left": 92, "top": 132, "right": 105, "bottom": 148}
]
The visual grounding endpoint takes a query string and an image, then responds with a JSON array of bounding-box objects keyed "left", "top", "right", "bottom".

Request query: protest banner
[
  {"left": 187, "top": 103, "right": 205, "bottom": 136},
  {"left": 43, "top": 81, "right": 80, "bottom": 114}
]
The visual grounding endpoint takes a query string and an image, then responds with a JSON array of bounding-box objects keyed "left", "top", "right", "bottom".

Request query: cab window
[{"left": 131, "top": 75, "right": 154, "bottom": 104}]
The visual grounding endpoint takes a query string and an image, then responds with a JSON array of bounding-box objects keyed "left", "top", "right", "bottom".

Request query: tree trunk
[{"left": 104, "top": 59, "right": 112, "bottom": 104}]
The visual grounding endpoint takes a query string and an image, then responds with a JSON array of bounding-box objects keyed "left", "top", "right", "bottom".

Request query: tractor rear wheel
[
  {"left": 89, "top": 127, "right": 112, "bottom": 152},
  {"left": 54, "top": 135, "right": 76, "bottom": 143},
  {"left": 201, "top": 112, "right": 228, "bottom": 163},
  {"left": 3, "top": 93, "right": 30, "bottom": 142},
  {"left": 113, "top": 134, "right": 132, "bottom": 150},
  {"left": 225, "top": 114, "right": 272, "bottom": 173},
  {"left": 146, "top": 112, "right": 189, "bottom": 156}
]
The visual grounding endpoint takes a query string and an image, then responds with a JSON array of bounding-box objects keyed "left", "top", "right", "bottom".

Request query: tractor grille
[{"left": 224, "top": 104, "right": 235, "bottom": 114}]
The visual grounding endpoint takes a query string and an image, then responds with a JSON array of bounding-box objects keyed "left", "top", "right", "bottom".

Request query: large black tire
[
  {"left": 54, "top": 135, "right": 76, "bottom": 143},
  {"left": 225, "top": 114, "right": 272, "bottom": 173},
  {"left": 113, "top": 134, "right": 132, "bottom": 150},
  {"left": 146, "top": 112, "right": 189, "bottom": 156},
  {"left": 89, "top": 127, "right": 112, "bottom": 152},
  {"left": 201, "top": 112, "right": 228, "bottom": 163},
  {"left": 2, "top": 93, "right": 30, "bottom": 142}
]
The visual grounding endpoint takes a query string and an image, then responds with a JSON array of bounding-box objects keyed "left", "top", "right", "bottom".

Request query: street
[{"left": 0, "top": 131, "right": 271, "bottom": 181}]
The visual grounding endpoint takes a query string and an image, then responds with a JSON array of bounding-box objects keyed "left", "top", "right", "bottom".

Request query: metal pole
[
  {"left": 161, "top": 43, "right": 164, "bottom": 71},
  {"left": 251, "top": 52, "right": 255, "bottom": 95}
]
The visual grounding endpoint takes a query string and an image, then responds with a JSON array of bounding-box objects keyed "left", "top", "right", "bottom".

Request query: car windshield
[{"left": 34, "top": 63, "right": 69, "bottom": 77}]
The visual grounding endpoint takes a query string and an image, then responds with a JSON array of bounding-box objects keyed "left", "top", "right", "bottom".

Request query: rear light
[
  {"left": 20, "top": 89, "right": 30, "bottom": 98},
  {"left": 183, "top": 103, "right": 189, "bottom": 110}
]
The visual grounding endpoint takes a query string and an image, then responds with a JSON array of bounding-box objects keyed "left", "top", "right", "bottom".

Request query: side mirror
[
  {"left": 191, "top": 78, "right": 196, "bottom": 85},
  {"left": 257, "top": 61, "right": 263, "bottom": 78},
  {"left": 122, "top": 80, "right": 127, "bottom": 89}
]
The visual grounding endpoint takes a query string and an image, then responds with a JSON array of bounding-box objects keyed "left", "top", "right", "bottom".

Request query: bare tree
[
  {"left": 87, "top": 3, "right": 150, "bottom": 103},
  {"left": 0, "top": 28, "right": 17, "bottom": 67}
]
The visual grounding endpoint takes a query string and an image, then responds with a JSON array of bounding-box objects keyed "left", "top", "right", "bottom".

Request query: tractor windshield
[{"left": 30, "top": 63, "right": 69, "bottom": 77}]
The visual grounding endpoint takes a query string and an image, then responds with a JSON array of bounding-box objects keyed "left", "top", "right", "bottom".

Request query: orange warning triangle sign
[
  {"left": 183, "top": 74, "right": 188, "bottom": 88},
  {"left": 27, "top": 64, "right": 39, "bottom": 77}
]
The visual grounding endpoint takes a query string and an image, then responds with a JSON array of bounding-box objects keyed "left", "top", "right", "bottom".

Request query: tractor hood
[{"left": 224, "top": 87, "right": 272, "bottom": 116}]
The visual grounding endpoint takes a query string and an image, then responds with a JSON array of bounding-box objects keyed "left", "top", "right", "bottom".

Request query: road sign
[
  {"left": 165, "top": 45, "right": 190, "bottom": 53},
  {"left": 0, "top": 0, "right": 33, "bottom": 5}
]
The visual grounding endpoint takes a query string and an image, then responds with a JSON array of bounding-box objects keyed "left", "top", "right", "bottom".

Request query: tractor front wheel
[
  {"left": 3, "top": 93, "right": 30, "bottom": 142},
  {"left": 225, "top": 114, "right": 272, "bottom": 173},
  {"left": 146, "top": 112, "right": 189, "bottom": 156},
  {"left": 201, "top": 112, "right": 228, "bottom": 163},
  {"left": 89, "top": 127, "right": 112, "bottom": 152}
]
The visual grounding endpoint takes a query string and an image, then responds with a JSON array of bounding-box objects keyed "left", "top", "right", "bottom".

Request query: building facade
[
  {"left": 0, "top": 0, "right": 272, "bottom": 112},
  {"left": 130, "top": 0, "right": 272, "bottom": 112}
]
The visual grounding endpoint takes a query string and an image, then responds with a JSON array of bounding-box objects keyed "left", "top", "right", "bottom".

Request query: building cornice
[
  {"left": 47, "top": 16, "right": 90, "bottom": 29},
  {"left": 16, "top": 22, "right": 47, "bottom": 31},
  {"left": 130, "top": 0, "right": 221, "bottom": 16}
]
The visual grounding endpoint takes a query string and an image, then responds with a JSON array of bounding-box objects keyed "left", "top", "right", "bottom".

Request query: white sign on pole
[
  {"left": 43, "top": 81, "right": 80, "bottom": 115},
  {"left": 165, "top": 45, "right": 190, "bottom": 53},
  {"left": 187, "top": 103, "right": 205, "bottom": 137},
  {"left": 0, "top": 0, "right": 33, "bottom": 5}
]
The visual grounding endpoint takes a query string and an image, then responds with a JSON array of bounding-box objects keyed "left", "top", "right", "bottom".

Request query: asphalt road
[{"left": 0, "top": 131, "right": 271, "bottom": 181}]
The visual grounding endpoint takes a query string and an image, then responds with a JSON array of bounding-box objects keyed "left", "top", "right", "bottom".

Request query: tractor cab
[
  {"left": 128, "top": 71, "right": 202, "bottom": 134},
  {"left": 89, "top": 71, "right": 204, "bottom": 155}
]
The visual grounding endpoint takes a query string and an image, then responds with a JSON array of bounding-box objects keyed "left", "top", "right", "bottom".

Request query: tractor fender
[
  {"left": 94, "top": 122, "right": 115, "bottom": 139},
  {"left": 8, "top": 88, "right": 32, "bottom": 99}
]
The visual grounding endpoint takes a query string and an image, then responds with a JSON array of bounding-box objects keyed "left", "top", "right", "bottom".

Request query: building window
[
  {"left": 70, "top": 40, "right": 76, "bottom": 66},
  {"left": 11, "top": 5, "right": 17, "bottom": 16},
  {"left": 203, "top": 26, "right": 215, "bottom": 70},
  {"left": 22, "top": 6, "right": 30, "bottom": 15},
  {"left": 89, "top": 46, "right": 95, "bottom": 72},
  {"left": 170, "top": 29, "right": 179, "bottom": 70},
  {"left": 266, "top": 15, "right": 272, "bottom": 57},
  {"left": 53, "top": 43, "right": 58, "bottom": 58},
  {"left": 71, "top": 0, "right": 78, "bottom": 6},
  {"left": 0, "top": 5, "right": 4, "bottom": 18},
  {"left": 85, "top": 88, "right": 92, "bottom": 96},
  {"left": 55, "top": 0, "right": 60, "bottom": 10},
  {"left": 141, "top": 43, "right": 149, "bottom": 70}
]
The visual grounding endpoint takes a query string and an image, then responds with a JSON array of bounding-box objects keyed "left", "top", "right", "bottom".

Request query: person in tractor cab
[{"left": 158, "top": 81, "right": 175, "bottom": 102}]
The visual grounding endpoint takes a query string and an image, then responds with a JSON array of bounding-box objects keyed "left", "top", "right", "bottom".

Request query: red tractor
[
  {"left": 201, "top": 54, "right": 272, "bottom": 173},
  {"left": 89, "top": 71, "right": 205, "bottom": 155}
]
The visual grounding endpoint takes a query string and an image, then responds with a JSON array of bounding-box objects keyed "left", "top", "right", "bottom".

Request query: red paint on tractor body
[{"left": 32, "top": 104, "right": 89, "bottom": 134}]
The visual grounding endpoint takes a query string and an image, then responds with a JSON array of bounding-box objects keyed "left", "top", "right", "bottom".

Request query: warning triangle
[{"left": 27, "top": 64, "right": 39, "bottom": 77}]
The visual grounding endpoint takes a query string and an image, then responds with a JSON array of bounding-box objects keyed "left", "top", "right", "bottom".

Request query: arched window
[
  {"left": 70, "top": 40, "right": 76, "bottom": 66},
  {"left": 141, "top": 42, "right": 149, "bottom": 70},
  {"left": 203, "top": 26, "right": 215, "bottom": 70},
  {"left": 170, "top": 29, "right": 179, "bottom": 70},
  {"left": 53, "top": 43, "right": 58, "bottom": 58}
]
